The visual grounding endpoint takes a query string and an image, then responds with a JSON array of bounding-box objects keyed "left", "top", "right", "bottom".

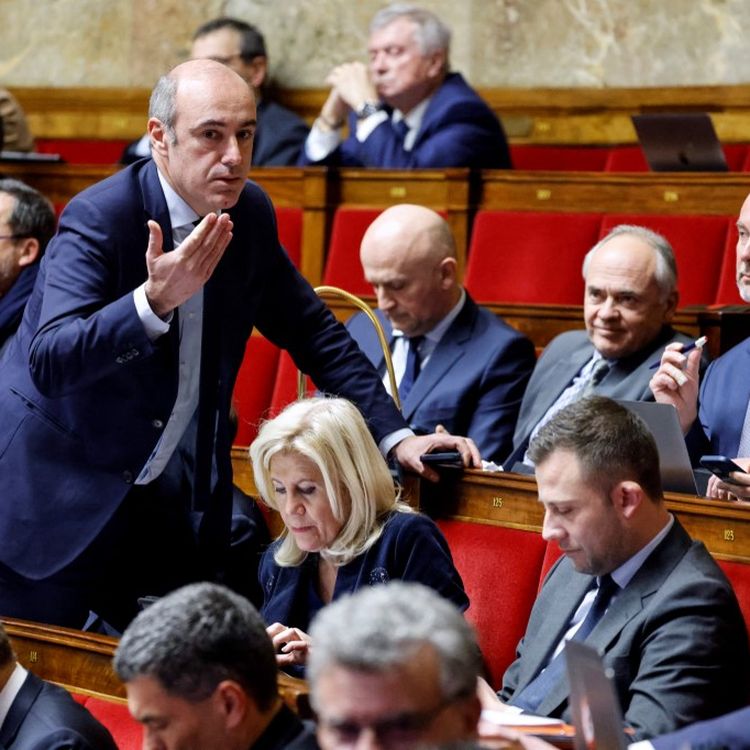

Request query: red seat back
[
  {"left": 268, "top": 350, "right": 316, "bottom": 418},
  {"left": 274, "top": 206, "right": 303, "bottom": 269},
  {"left": 465, "top": 211, "right": 602, "bottom": 304},
  {"left": 232, "top": 336, "right": 282, "bottom": 445},
  {"left": 35, "top": 138, "right": 131, "bottom": 164},
  {"left": 604, "top": 146, "right": 649, "bottom": 172},
  {"left": 75, "top": 695, "right": 142, "bottom": 750},
  {"left": 717, "top": 559, "right": 750, "bottom": 639},
  {"left": 436, "top": 519, "right": 547, "bottom": 688},
  {"left": 322, "top": 208, "right": 383, "bottom": 295},
  {"left": 599, "top": 214, "right": 730, "bottom": 306},
  {"left": 510, "top": 145, "right": 609, "bottom": 171},
  {"left": 539, "top": 542, "right": 565, "bottom": 592}
]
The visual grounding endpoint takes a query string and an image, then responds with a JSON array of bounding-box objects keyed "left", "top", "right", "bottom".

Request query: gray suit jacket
[
  {"left": 507, "top": 326, "right": 693, "bottom": 465},
  {"left": 500, "top": 520, "right": 750, "bottom": 741}
]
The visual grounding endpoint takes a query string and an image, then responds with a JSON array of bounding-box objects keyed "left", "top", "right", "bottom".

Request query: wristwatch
[{"left": 355, "top": 101, "right": 382, "bottom": 120}]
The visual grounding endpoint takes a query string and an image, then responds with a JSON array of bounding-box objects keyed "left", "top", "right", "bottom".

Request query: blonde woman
[{"left": 250, "top": 397, "right": 467, "bottom": 671}]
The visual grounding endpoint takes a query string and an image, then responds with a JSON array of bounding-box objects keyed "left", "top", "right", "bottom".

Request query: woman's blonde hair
[{"left": 249, "top": 397, "right": 410, "bottom": 567}]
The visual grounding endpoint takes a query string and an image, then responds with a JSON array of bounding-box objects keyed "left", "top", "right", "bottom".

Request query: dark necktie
[
  {"left": 398, "top": 336, "right": 424, "bottom": 402},
  {"left": 393, "top": 119, "right": 410, "bottom": 142},
  {"left": 511, "top": 574, "right": 618, "bottom": 714},
  {"left": 581, "top": 358, "right": 611, "bottom": 397}
]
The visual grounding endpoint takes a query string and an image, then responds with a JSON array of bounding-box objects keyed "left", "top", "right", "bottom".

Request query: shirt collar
[
  {"left": 156, "top": 168, "right": 201, "bottom": 229},
  {"left": 393, "top": 95, "right": 432, "bottom": 134},
  {"left": 0, "top": 663, "right": 28, "bottom": 728},
  {"left": 610, "top": 513, "right": 674, "bottom": 590},
  {"left": 392, "top": 288, "right": 465, "bottom": 344}
]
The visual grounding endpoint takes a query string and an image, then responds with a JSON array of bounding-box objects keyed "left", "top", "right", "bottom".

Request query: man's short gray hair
[
  {"left": 148, "top": 74, "right": 178, "bottom": 141},
  {"left": 113, "top": 583, "right": 278, "bottom": 710},
  {"left": 371, "top": 3, "right": 451, "bottom": 61},
  {"left": 582, "top": 224, "right": 678, "bottom": 301},
  {"left": 307, "top": 582, "right": 480, "bottom": 706}
]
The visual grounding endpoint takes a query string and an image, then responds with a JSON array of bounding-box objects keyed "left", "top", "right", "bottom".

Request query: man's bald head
[
  {"left": 360, "top": 204, "right": 461, "bottom": 337},
  {"left": 147, "top": 59, "right": 256, "bottom": 216}
]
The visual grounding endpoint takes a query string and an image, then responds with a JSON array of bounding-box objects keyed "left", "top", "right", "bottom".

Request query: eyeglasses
[{"left": 318, "top": 695, "right": 460, "bottom": 748}]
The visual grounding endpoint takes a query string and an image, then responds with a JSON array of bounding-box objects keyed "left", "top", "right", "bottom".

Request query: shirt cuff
[
  {"left": 133, "top": 283, "right": 171, "bottom": 341},
  {"left": 305, "top": 125, "right": 343, "bottom": 162},
  {"left": 356, "top": 110, "right": 389, "bottom": 142},
  {"left": 628, "top": 742, "right": 654, "bottom": 750},
  {"left": 379, "top": 428, "right": 415, "bottom": 458}
]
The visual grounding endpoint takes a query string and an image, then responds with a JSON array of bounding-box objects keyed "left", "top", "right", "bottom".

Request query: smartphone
[
  {"left": 420, "top": 451, "right": 464, "bottom": 468},
  {"left": 699, "top": 455, "right": 746, "bottom": 485}
]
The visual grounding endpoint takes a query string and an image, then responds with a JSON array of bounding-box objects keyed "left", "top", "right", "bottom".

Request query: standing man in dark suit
[
  {"left": 479, "top": 397, "right": 750, "bottom": 741},
  {"left": 347, "top": 204, "right": 535, "bottom": 462},
  {"left": 0, "top": 60, "right": 478, "bottom": 631},
  {"left": 0, "top": 178, "right": 56, "bottom": 352},
  {"left": 299, "top": 3, "right": 510, "bottom": 169},
  {"left": 122, "top": 17, "right": 309, "bottom": 166},
  {"left": 651, "top": 191, "right": 750, "bottom": 500},
  {"left": 0, "top": 621, "right": 116, "bottom": 749},
  {"left": 115, "top": 583, "right": 317, "bottom": 750},
  {"left": 506, "top": 224, "right": 695, "bottom": 469}
]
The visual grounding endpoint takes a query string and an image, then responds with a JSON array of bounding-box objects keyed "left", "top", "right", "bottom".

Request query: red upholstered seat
[
  {"left": 232, "top": 336, "right": 282, "bottom": 445},
  {"left": 723, "top": 144, "right": 749, "bottom": 171},
  {"left": 539, "top": 542, "right": 565, "bottom": 591},
  {"left": 35, "top": 138, "right": 131, "bottom": 164},
  {"left": 268, "top": 350, "right": 316, "bottom": 417},
  {"left": 714, "top": 222, "right": 744, "bottom": 304},
  {"left": 75, "top": 695, "right": 142, "bottom": 750},
  {"left": 717, "top": 559, "right": 750, "bottom": 638},
  {"left": 510, "top": 145, "right": 610, "bottom": 172},
  {"left": 322, "top": 208, "right": 383, "bottom": 295},
  {"left": 598, "top": 214, "right": 730, "bottom": 306},
  {"left": 604, "top": 146, "right": 649, "bottom": 172},
  {"left": 436, "top": 519, "right": 547, "bottom": 689},
  {"left": 274, "top": 206, "right": 303, "bottom": 269},
  {"left": 464, "top": 211, "right": 602, "bottom": 304}
]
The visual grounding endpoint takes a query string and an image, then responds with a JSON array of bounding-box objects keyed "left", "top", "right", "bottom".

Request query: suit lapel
[
  {"left": 401, "top": 297, "right": 473, "bottom": 419},
  {"left": 0, "top": 671, "right": 42, "bottom": 747}
]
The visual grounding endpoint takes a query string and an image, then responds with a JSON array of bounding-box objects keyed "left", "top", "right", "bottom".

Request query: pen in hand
[{"left": 648, "top": 335, "right": 707, "bottom": 370}]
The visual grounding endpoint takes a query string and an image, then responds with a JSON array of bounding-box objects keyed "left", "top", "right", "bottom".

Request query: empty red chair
[
  {"left": 604, "top": 146, "right": 649, "bottom": 172},
  {"left": 510, "top": 145, "right": 610, "bottom": 172},
  {"left": 274, "top": 206, "right": 303, "bottom": 269},
  {"left": 232, "top": 336, "right": 281, "bottom": 445},
  {"left": 465, "top": 211, "right": 603, "bottom": 305},
  {"left": 268, "top": 350, "right": 316, "bottom": 418},
  {"left": 714, "top": 220, "right": 744, "bottom": 304},
  {"left": 436, "top": 519, "right": 548, "bottom": 688},
  {"left": 598, "top": 214, "right": 729, "bottom": 306},
  {"left": 322, "top": 207, "right": 383, "bottom": 295}
]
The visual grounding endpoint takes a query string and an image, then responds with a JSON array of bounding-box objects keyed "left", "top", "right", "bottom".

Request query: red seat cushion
[
  {"left": 35, "top": 138, "right": 131, "bottom": 164},
  {"left": 510, "top": 145, "right": 610, "bottom": 172},
  {"left": 465, "top": 211, "right": 602, "bottom": 304},
  {"left": 322, "top": 208, "right": 383, "bottom": 295},
  {"left": 275, "top": 206, "right": 302, "bottom": 269},
  {"left": 436, "top": 519, "right": 547, "bottom": 688},
  {"left": 717, "top": 559, "right": 750, "bottom": 639},
  {"left": 232, "top": 336, "right": 281, "bottom": 445},
  {"left": 75, "top": 695, "right": 142, "bottom": 750},
  {"left": 599, "top": 214, "right": 730, "bottom": 306}
]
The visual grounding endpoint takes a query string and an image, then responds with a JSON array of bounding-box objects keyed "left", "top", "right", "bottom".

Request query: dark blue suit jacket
[
  {"left": 299, "top": 72, "right": 511, "bottom": 169},
  {"left": 253, "top": 99, "right": 309, "bottom": 167},
  {"left": 346, "top": 295, "right": 535, "bottom": 462},
  {"left": 695, "top": 337, "right": 750, "bottom": 457},
  {"left": 0, "top": 159, "right": 407, "bottom": 582},
  {"left": 652, "top": 706, "right": 750, "bottom": 750},
  {"left": 0, "top": 672, "right": 117, "bottom": 749}
]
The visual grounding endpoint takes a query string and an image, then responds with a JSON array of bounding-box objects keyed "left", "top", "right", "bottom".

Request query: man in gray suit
[
  {"left": 479, "top": 397, "right": 750, "bottom": 741},
  {"left": 506, "top": 224, "right": 693, "bottom": 469}
]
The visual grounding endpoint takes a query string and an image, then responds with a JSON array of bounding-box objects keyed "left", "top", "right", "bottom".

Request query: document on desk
[{"left": 480, "top": 710, "right": 564, "bottom": 727}]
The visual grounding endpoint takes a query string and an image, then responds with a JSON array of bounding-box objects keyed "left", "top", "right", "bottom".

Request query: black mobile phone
[
  {"left": 420, "top": 451, "right": 464, "bottom": 468},
  {"left": 699, "top": 455, "right": 746, "bottom": 485}
]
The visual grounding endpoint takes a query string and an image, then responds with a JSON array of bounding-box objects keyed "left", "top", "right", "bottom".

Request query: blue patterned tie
[
  {"left": 393, "top": 119, "right": 410, "bottom": 142},
  {"left": 511, "top": 574, "right": 618, "bottom": 714},
  {"left": 398, "top": 336, "right": 424, "bottom": 402}
]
